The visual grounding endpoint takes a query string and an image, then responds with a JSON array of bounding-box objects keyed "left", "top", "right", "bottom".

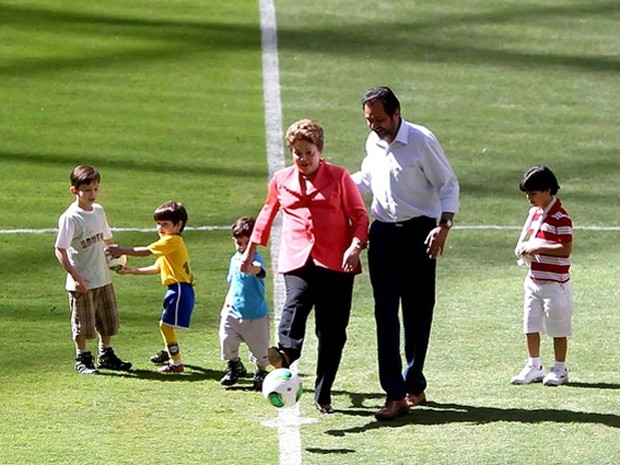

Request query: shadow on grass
[
  {"left": 2, "top": 2, "right": 619, "bottom": 77},
  {"left": 297, "top": 388, "right": 384, "bottom": 406},
  {"left": 326, "top": 399, "right": 620, "bottom": 436},
  {"left": 0, "top": 4, "right": 260, "bottom": 79},
  {"left": 225, "top": 384, "right": 258, "bottom": 393},
  {"left": 336, "top": 390, "right": 385, "bottom": 407},
  {"left": 567, "top": 381, "right": 620, "bottom": 390},
  {"left": 0, "top": 150, "right": 260, "bottom": 179},
  {"left": 306, "top": 448, "right": 356, "bottom": 455},
  {"left": 98, "top": 364, "right": 221, "bottom": 382}
]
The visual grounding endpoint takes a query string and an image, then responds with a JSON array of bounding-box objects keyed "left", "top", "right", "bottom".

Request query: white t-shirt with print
[{"left": 55, "top": 202, "right": 113, "bottom": 291}]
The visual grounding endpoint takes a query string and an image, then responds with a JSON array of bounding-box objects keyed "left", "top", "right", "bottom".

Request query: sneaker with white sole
[
  {"left": 150, "top": 349, "right": 170, "bottom": 365},
  {"left": 159, "top": 362, "right": 185, "bottom": 373},
  {"left": 252, "top": 369, "right": 269, "bottom": 392},
  {"left": 543, "top": 365, "right": 568, "bottom": 386},
  {"left": 97, "top": 347, "right": 132, "bottom": 371},
  {"left": 510, "top": 363, "right": 544, "bottom": 384},
  {"left": 220, "top": 360, "right": 247, "bottom": 386},
  {"left": 75, "top": 351, "right": 98, "bottom": 375}
]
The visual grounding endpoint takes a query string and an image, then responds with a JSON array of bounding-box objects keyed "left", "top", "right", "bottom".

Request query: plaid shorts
[{"left": 69, "top": 283, "right": 120, "bottom": 340}]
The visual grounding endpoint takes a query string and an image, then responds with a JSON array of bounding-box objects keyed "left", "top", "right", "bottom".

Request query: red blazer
[{"left": 251, "top": 161, "right": 369, "bottom": 274}]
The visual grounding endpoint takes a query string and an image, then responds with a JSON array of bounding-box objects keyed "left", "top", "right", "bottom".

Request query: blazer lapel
[
  {"left": 280, "top": 162, "right": 335, "bottom": 202},
  {"left": 280, "top": 168, "right": 305, "bottom": 200},
  {"left": 304, "top": 161, "right": 335, "bottom": 197}
]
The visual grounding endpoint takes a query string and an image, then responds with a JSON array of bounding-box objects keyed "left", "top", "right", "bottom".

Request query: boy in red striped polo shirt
[{"left": 511, "top": 165, "right": 573, "bottom": 386}]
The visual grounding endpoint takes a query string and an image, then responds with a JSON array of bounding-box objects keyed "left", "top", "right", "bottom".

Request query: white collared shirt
[{"left": 352, "top": 118, "right": 460, "bottom": 222}]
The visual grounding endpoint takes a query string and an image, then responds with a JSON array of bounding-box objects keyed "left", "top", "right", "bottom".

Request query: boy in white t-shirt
[{"left": 54, "top": 165, "right": 132, "bottom": 375}]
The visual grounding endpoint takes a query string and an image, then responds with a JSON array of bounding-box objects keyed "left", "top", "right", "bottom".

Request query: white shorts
[
  {"left": 219, "top": 308, "right": 270, "bottom": 369},
  {"left": 522, "top": 276, "right": 573, "bottom": 337}
]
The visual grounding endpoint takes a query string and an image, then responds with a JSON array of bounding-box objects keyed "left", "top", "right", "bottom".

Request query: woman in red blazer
[{"left": 241, "top": 119, "right": 369, "bottom": 414}]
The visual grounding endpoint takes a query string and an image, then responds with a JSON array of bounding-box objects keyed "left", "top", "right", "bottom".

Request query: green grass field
[{"left": 1, "top": 1, "right": 619, "bottom": 464}]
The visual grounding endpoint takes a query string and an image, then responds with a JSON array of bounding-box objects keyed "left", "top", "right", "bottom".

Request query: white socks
[
  {"left": 528, "top": 357, "right": 542, "bottom": 369},
  {"left": 528, "top": 357, "right": 566, "bottom": 370}
]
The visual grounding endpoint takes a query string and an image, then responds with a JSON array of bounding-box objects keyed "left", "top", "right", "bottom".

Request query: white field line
[
  {"left": 3, "top": 224, "right": 620, "bottom": 235},
  {"left": 456, "top": 225, "right": 620, "bottom": 231},
  {"left": 0, "top": 226, "right": 230, "bottom": 235},
  {"left": 258, "top": 2, "right": 311, "bottom": 465}
]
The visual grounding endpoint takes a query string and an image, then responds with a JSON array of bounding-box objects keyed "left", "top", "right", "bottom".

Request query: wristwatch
[{"left": 439, "top": 218, "right": 453, "bottom": 230}]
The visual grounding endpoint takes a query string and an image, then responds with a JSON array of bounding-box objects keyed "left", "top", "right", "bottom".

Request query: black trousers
[
  {"left": 278, "top": 260, "right": 355, "bottom": 405},
  {"left": 368, "top": 217, "right": 437, "bottom": 401}
]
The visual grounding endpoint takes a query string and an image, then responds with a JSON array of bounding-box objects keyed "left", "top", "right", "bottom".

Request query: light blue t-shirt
[{"left": 226, "top": 250, "right": 268, "bottom": 320}]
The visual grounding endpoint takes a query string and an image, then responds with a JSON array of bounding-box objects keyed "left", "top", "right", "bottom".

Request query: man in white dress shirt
[{"left": 352, "top": 86, "right": 460, "bottom": 421}]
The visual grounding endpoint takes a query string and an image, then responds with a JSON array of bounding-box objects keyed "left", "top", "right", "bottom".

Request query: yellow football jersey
[{"left": 147, "top": 234, "right": 194, "bottom": 286}]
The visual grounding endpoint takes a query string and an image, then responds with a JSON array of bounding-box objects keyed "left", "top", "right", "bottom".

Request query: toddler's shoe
[
  {"left": 220, "top": 360, "right": 247, "bottom": 386},
  {"left": 510, "top": 363, "right": 544, "bottom": 384},
  {"left": 543, "top": 365, "right": 569, "bottom": 386},
  {"left": 253, "top": 369, "right": 269, "bottom": 391}
]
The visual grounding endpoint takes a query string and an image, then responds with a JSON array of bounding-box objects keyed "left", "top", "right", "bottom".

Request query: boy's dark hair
[
  {"left": 154, "top": 201, "right": 188, "bottom": 233},
  {"left": 519, "top": 165, "right": 560, "bottom": 196},
  {"left": 70, "top": 165, "right": 101, "bottom": 188},
  {"left": 361, "top": 86, "right": 401, "bottom": 116},
  {"left": 232, "top": 216, "right": 255, "bottom": 238}
]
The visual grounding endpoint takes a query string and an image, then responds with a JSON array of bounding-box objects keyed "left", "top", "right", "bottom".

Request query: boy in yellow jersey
[{"left": 106, "top": 201, "right": 195, "bottom": 373}]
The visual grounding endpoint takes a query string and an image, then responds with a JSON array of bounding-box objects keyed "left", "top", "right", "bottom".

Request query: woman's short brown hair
[{"left": 285, "top": 118, "right": 324, "bottom": 152}]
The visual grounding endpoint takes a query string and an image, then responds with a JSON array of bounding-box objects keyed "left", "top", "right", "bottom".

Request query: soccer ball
[
  {"left": 106, "top": 254, "right": 127, "bottom": 272},
  {"left": 261, "top": 368, "right": 303, "bottom": 408}
]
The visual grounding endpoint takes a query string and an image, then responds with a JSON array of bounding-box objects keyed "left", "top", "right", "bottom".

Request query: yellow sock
[{"left": 159, "top": 322, "right": 182, "bottom": 363}]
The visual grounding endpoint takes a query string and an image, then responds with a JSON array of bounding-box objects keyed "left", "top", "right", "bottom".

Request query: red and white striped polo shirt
[{"left": 529, "top": 198, "right": 572, "bottom": 283}]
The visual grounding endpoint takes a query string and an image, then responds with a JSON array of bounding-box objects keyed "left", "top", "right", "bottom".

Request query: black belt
[{"left": 377, "top": 216, "right": 434, "bottom": 228}]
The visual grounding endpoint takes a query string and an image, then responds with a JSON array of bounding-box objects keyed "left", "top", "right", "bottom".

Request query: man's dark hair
[{"left": 361, "top": 86, "right": 401, "bottom": 116}]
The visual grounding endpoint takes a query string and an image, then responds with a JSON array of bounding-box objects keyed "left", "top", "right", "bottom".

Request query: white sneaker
[
  {"left": 543, "top": 365, "right": 569, "bottom": 386},
  {"left": 510, "top": 364, "right": 544, "bottom": 384}
]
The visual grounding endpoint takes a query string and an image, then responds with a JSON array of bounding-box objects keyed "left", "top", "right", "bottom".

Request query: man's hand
[{"left": 424, "top": 226, "right": 449, "bottom": 259}]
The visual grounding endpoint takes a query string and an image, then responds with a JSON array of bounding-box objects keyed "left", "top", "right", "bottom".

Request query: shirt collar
[
  {"left": 374, "top": 117, "right": 407, "bottom": 149},
  {"left": 393, "top": 118, "right": 408, "bottom": 145}
]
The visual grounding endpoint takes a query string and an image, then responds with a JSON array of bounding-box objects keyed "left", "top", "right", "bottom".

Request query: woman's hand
[
  {"left": 240, "top": 243, "right": 258, "bottom": 273},
  {"left": 342, "top": 242, "right": 362, "bottom": 272}
]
